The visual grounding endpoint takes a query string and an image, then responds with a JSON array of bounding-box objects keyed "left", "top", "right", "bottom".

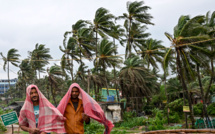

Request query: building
[{"left": 0, "top": 78, "right": 17, "bottom": 94}]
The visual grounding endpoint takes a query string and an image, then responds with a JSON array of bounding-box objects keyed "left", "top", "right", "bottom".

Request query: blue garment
[{"left": 33, "top": 105, "right": 39, "bottom": 127}]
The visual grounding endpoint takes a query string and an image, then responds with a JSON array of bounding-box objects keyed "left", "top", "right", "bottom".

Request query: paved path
[{"left": 5, "top": 124, "right": 22, "bottom": 134}]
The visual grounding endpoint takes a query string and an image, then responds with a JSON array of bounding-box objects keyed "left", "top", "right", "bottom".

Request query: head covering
[
  {"left": 57, "top": 83, "right": 114, "bottom": 134},
  {"left": 18, "top": 85, "right": 66, "bottom": 133}
]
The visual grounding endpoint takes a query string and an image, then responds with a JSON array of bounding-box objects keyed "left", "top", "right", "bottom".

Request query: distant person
[
  {"left": 57, "top": 83, "right": 114, "bottom": 134},
  {"left": 19, "top": 85, "right": 66, "bottom": 134}
]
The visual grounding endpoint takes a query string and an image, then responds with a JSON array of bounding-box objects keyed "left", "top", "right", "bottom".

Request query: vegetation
[{"left": 0, "top": 0, "right": 215, "bottom": 132}]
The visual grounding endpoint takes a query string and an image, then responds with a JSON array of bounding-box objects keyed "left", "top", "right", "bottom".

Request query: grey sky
[{"left": 0, "top": 0, "right": 214, "bottom": 79}]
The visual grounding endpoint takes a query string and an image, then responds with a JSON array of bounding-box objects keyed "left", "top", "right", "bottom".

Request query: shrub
[
  {"left": 169, "top": 112, "right": 180, "bottom": 123},
  {"left": 119, "top": 116, "right": 145, "bottom": 128},
  {"left": 122, "top": 111, "right": 136, "bottom": 121},
  {"left": 193, "top": 103, "right": 203, "bottom": 116},
  {"left": 207, "top": 103, "right": 215, "bottom": 115},
  {"left": 166, "top": 98, "right": 184, "bottom": 117},
  {"left": 0, "top": 108, "right": 13, "bottom": 132}
]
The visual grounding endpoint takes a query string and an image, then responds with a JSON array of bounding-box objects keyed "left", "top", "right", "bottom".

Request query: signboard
[
  {"left": 163, "top": 100, "right": 167, "bottom": 103},
  {"left": 183, "top": 106, "right": 190, "bottom": 112},
  {"left": 0, "top": 111, "right": 18, "bottom": 126}
]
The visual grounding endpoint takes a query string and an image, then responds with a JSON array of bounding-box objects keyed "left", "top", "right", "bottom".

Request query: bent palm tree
[
  {"left": 117, "top": 1, "right": 153, "bottom": 57},
  {"left": 29, "top": 44, "right": 52, "bottom": 79},
  {"left": 164, "top": 15, "right": 210, "bottom": 128},
  {"left": 96, "top": 39, "right": 122, "bottom": 95},
  {"left": 137, "top": 38, "right": 165, "bottom": 69},
  {"left": 0, "top": 48, "right": 20, "bottom": 88},
  {"left": 47, "top": 65, "right": 65, "bottom": 106}
]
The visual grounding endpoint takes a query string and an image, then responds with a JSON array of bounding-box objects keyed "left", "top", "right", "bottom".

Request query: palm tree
[
  {"left": 117, "top": 1, "right": 153, "bottom": 57},
  {"left": 123, "top": 22, "right": 150, "bottom": 58},
  {"left": 96, "top": 39, "right": 122, "bottom": 95},
  {"left": 18, "top": 59, "right": 35, "bottom": 88},
  {"left": 60, "top": 37, "right": 79, "bottom": 81},
  {"left": 29, "top": 44, "right": 52, "bottom": 79},
  {"left": 164, "top": 15, "right": 210, "bottom": 128},
  {"left": 108, "top": 24, "right": 125, "bottom": 101},
  {"left": 87, "top": 68, "right": 106, "bottom": 101},
  {"left": 204, "top": 11, "right": 215, "bottom": 102},
  {"left": 137, "top": 38, "right": 165, "bottom": 69},
  {"left": 0, "top": 48, "right": 20, "bottom": 88},
  {"left": 119, "top": 55, "right": 159, "bottom": 112},
  {"left": 47, "top": 65, "right": 65, "bottom": 106},
  {"left": 91, "top": 7, "right": 115, "bottom": 68},
  {"left": 75, "top": 28, "right": 95, "bottom": 65}
]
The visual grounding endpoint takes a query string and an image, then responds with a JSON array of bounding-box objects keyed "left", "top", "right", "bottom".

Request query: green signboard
[{"left": 0, "top": 111, "right": 18, "bottom": 126}]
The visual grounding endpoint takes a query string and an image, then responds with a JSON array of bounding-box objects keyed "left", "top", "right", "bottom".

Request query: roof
[{"left": 10, "top": 101, "right": 24, "bottom": 106}]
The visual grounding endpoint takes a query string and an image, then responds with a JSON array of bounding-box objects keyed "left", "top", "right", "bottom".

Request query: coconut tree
[
  {"left": 60, "top": 37, "right": 79, "bottom": 81},
  {"left": 204, "top": 11, "right": 215, "bottom": 102},
  {"left": 96, "top": 39, "right": 122, "bottom": 95},
  {"left": 91, "top": 7, "right": 115, "bottom": 67},
  {"left": 0, "top": 48, "right": 20, "bottom": 88},
  {"left": 119, "top": 55, "right": 159, "bottom": 112},
  {"left": 29, "top": 44, "right": 52, "bottom": 79},
  {"left": 137, "top": 38, "right": 165, "bottom": 69},
  {"left": 123, "top": 22, "right": 150, "bottom": 58},
  {"left": 164, "top": 15, "right": 211, "bottom": 128},
  {"left": 18, "top": 59, "right": 35, "bottom": 88},
  {"left": 117, "top": 1, "right": 153, "bottom": 57},
  {"left": 47, "top": 65, "right": 65, "bottom": 106},
  {"left": 74, "top": 28, "right": 95, "bottom": 66}
]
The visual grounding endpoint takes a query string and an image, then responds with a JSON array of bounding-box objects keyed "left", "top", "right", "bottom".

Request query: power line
[{"left": 0, "top": 38, "right": 214, "bottom": 62}]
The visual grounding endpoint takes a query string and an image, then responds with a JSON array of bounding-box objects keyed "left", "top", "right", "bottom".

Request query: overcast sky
[{"left": 0, "top": 0, "right": 214, "bottom": 79}]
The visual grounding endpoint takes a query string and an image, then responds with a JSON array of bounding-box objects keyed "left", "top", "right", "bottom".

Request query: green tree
[
  {"left": 91, "top": 7, "right": 115, "bottom": 67},
  {"left": 164, "top": 15, "right": 210, "bottom": 128},
  {"left": 29, "top": 44, "right": 52, "bottom": 79},
  {"left": 137, "top": 38, "right": 165, "bottom": 69},
  {"left": 117, "top": 1, "right": 153, "bottom": 57},
  {"left": 47, "top": 65, "right": 65, "bottom": 106},
  {"left": 0, "top": 48, "right": 20, "bottom": 88},
  {"left": 96, "top": 39, "right": 122, "bottom": 95},
  {"left": 119, "top": 55, "right": 159, "bottom": 112},
  {"left": 60, "top": 37, "right": 79, "bottom": 81}
]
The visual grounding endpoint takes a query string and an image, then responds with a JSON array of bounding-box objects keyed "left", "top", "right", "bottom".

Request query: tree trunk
[
  {"left": 164, "top": 72, "right": 170, "bottom": 124},
  {"left": 197, "top": 65, "right": 211, "bottom": 127},
  {"left": 7, "top": 62, "right": 11, "bottom": 89},
  {"left": 94, "top": 82, "right": 97, "bottom": 101},
  {"left": 114, "top": 66, "right": 120, "bottom": 102},
  {"left": 103, "top": 63, "right": 109, "bottom": 96},
  {"left": 176, "top": 48, "right": 195, "bottom": 128},
  {"left": 67, "top": 54, "right": 73, "bottom": 82},
  {"left": 87, "top": 69, "right": 90, "bottom": 94},
  {"left": 183, "top": 91, "right": 188, "bottom": 128},
  {"left": 71, "top": 55, "right": 74, "bottom": 82},
  {"left": 95, "top": 31, "right": 98, "bottom": 71},
  {"left": 50, "top": 82, "right": 57, "bottom": 106},
  {"left": 113, "top": 38, "right": 120, "bottom": 102},
  {"left": 128, "top": 19, "right": 131, "bottom": 57},
  {"left": 38, "top": 69, "right": 40, "bottom": 79},
  {"left": 205, "top": 55, "right": 214, "bottom": 103}
]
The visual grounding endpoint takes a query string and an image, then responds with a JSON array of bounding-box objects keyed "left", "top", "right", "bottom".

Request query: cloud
[{"left": 0, "top": 0, "right": 215, "bottom": 79}]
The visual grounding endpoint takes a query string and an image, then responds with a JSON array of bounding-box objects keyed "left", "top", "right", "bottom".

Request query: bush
[
  {"left": 122, "top": 111, "right": 136, "bottom": 121},
  {"left": 169, "top": 112, "right": 180, "bottom": 123},
  {"left": 84, "top": 121, "right": 104, "bottom": 134},
  {"left": 119, "top": 116, "right": 145, "bottom": 128},
  {"left": 207, "top": 103, "right": 215, "bottom": 115},
  {"left": 193, "top": 103, "right": 203, "bottom": 116},
  {"left": 0, "top": 108, "right": 13, "bottom": 132},
  {"left": 147, "top": 110, "right": 165, "bottom": 131},
  {"left": 166, "top": 98, "right": 184, "bottom": 117}
]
